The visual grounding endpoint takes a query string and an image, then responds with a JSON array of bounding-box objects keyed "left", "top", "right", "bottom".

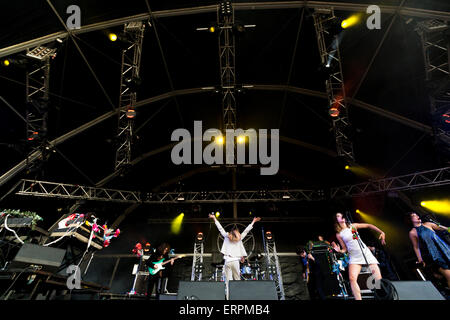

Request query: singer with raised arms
[
  {"left": 331, "top": 212, "right": 386, "bottom": 300},
  {"left": 209, "top": 214, "right": 261, "bottom": 287}
]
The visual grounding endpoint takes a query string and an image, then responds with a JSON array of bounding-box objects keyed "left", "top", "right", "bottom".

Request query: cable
[
  {"left": 3, "top": 215, "right": 24, "bottom": 245},
  {"left": 0, "top": 265, "right": 35, "bottom": 300}
]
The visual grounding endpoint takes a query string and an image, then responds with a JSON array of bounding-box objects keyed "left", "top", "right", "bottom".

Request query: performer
[
  {"left": 209, "top": 214, "right": 261, "bottom": 285},
  {"left": 407, "top": 212, "right": 450, "bottom": 288},
  {"left": 145, "top": 243, "right": 174, "bottom": 299},
  {"left": 297, "top": 246, "right": 326, "bottom": 300},
  {"left": 332, "top": 212, "right": 386, "bottom": 300}
]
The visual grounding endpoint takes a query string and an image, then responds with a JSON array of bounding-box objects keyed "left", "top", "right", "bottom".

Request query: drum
[{"left": 241, "top": 265, "right": 252, "bottom": 279}]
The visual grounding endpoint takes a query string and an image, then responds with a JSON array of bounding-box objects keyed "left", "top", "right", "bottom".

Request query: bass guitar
[{"left": 148, "top": 255, "right": 185, "bottom": 275}]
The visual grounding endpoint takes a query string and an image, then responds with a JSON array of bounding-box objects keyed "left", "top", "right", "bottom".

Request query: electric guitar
[{"left": 148, "top": 255, "right": 185, "bottom": 275}]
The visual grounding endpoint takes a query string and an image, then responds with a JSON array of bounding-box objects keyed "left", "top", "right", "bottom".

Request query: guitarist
[{"left": 145, "top": 243, "right": 174, "bottom": 299}]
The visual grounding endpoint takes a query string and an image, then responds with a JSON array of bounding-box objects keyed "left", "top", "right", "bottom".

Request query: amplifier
[
  {"left": 177, "top": 281, "right": 225, "bottom": 300},
  {"left": 8, "top": 243, "right": 66, "bottom": 273},
  {"left": 229, "top": 281, "right": 278, "bottom": 300}
]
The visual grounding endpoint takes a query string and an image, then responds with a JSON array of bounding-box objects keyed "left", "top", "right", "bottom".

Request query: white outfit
[
  {"left": 214, "top": 219, "right": 254, "bottom": 281},
  {"left": 339, "top": 226, "right": 378, "bottom": 265}
]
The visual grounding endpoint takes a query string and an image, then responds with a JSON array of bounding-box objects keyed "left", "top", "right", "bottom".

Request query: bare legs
[
  {"left": 349, "top": 264, "right": 382, "bottom": 300},
  {"left": 438, "top": 267, "right": 450, "bottom": 288}
]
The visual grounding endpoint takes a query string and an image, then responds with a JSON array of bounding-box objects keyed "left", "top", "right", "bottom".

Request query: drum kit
[{"left": 210, "top": 252, "right": 265, "bottom": 281}]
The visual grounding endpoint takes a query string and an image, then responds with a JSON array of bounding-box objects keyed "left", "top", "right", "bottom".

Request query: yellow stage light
[
  {"left": 209, "top": 26, "right": 215, "bottom": 33},
  {"left": 108, "top": 33, "right": 118, "bottom": 42},
  {"left": 345, "top": 165, "right": 350, "bottom": 170},
  {"left": 215, "top": 211, "right": 220, "bottom": 218},
  {"left": 421, "top": 200, "right": 450, "bottom": 215},
  {"left": 171, "top": 213, "right": 184, "bottom": 234},
  {"left": 2, "top": 59, "right": 10, "bottom": 67},
  {"left": 237, "top": 136, "right": 245, "bottom": 144},
  {"left": 341, "top": 14, "right": 361, "bottom": 29},
  {"left": 216, "top": 136, "right": 224, "bottom": 145}
]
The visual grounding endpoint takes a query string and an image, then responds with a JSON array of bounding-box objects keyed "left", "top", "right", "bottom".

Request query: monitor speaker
[
  {"left": 177, "top": 281, "right": 225, "bottom": 300},
  {"left": 8, "top": 243, "right": 66, "bottom": 273},
  {"left": 229, "top": 281, "right": 278, "bottom": 300},
  {"left": 389, "top": 281, "right": 445, "bottom": 300}
]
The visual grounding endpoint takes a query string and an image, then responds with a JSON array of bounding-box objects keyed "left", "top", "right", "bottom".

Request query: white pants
[
  {"left": 224, "top": 260, "right": 240, "bottom": 299},
  {"left": 224, "top": 260, "right": 241, "bottom": 282}
]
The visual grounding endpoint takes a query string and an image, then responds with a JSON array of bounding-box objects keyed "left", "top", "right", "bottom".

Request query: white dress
[{"left": 339, "top": 226, "right": 379, "bottom": 265}]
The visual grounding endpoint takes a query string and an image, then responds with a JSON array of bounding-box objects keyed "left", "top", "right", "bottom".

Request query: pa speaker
[
  {"left": 177, "top": 281, "right": 225, "bottom": 300},
  {"left": 389, "top": 281, "right": 445, "bottom": 300},
  {"left": 229, "top": 281, "right": 278, "bottom": 300},
  {"left": 8, "top": 243, "right": 66, "bottom": 273}
]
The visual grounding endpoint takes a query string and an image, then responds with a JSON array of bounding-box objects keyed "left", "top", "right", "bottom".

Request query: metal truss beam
[
  {"left": 2, "top": 2, "right": 450, "bottom": 59},
  {"left": 25, "top": 56, "right": 50, "bottom": 141},
  {"left": 15, "top": 179, "right": 324, "bottom": 203},
  {"left": 191, "top": 241, "right": 204, "bottom": 281},
  {"left": 416, "top": 20, "right": 450, "bottom": 156},
  {"left": 313, "top": 9, "right": 354, "bottom": 162},
  {"left": 263, "top": 238, "right": 285, "bottom": 300},
  {"left": 331, "top": 166, "right": 450, "bottom": 198},
  {"left": 218, "top": 3, "right": 237, "bottom": 130},
  {"left": 115, "top": 22, "right": 145, "bottom": 170}
]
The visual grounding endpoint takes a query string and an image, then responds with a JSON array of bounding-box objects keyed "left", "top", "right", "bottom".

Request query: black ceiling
[{"left": 0, "top": 0, "right": 449, "bottom": 200}]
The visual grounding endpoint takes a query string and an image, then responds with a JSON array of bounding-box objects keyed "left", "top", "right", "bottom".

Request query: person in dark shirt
[
  {"left": 296, "top": 245, "right": 326, "bottom": 300},
  {"left": 145, "top": 243, "right": 174, "bottom": 299}
]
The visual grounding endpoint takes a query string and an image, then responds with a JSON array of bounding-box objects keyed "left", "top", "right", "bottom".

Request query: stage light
[
  {"left": 265, "top": 231, "right": 273, "bottom": 241},
  {"left": 329, "top": 107, "right": 340, "bottom": 117},
  {"left": 126, "top": 108, "right": 136, "bottom": 119},
  {"left": 196, "top": 232, "right": 204, "bottom": 242},
  {"left": 215, "top": 211, "right": 220, "bottom": 218},
  {"left": 345, "top": 165, "right": 350, "bottom": 170},
  {"left": 356, "top": 209, "right": 361, "bottom": 214},
  {"left": 171, "top": 213, "right": 184, "bottom": 234},
  {"left": 237, "top": 136, "right": 245, "bottom": 144},
  {"left": 109, "top": 33, "right": 118, "bottom": 42},
  {"left": 421, "top": 200, "right": 450, "bottom": 215},
  {"left": 341, "top": 14, "right": 361, "bottom": 29},
  {"left": 216, "top": 136, "right": 224, "bottom": 145},
  {"left": 26, "top": 46, "right": 57, "bottom": 60},
  {"left": 2, "top": 59, "right": 10, "bottom": 67},
  {"left": 209, "top": 26, "right": 215, "bottom": 33},
  {"left": 249, "top": 211, "right": 252, "bottom": 216}
]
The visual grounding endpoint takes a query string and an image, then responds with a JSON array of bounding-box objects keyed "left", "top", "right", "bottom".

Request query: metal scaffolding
[
  {"left": 25, "top": 48, "right": 52, "bottom": 161},
  {"left": 416, "top": 20, "right": 450, "bottom": 157},
  {"left": 262, "top": 231, "right": 285, "bottom": 300},
  {"left": 218, "top": 1, "right": 237, "bottom": 131},
  {"left": 313, "top": 9, "right": 355, "bottom": 162},
  {"left": 190, "top": 241, "right": 204, "bottom": 281},
  {"left": 331, "top": 166, "right": 450, "bottom": 198},
  {"left": 15, "top": 179, "right": 324, "bottom": 203},
  {"left": 115, "top": 21, "right": 146, "bottom": 170}
]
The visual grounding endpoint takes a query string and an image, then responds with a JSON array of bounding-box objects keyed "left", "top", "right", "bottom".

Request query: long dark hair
[
  {"left": 333, "top": 212, "right": 350, "bottom": 233},
  {"left": 157, "top": 242, "right": 171, "bottom": 255}
]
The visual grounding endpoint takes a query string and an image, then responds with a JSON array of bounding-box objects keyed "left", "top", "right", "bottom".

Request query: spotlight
[
  {"left": 109, "top": 33, "right": 118, "bottom": 42},
  {"left": 126, "top": 108, "right": 136, "bottom": 119},
  {"left": 26, "top": 46, "right": 57, "bottom": 60},
  {"left": 144, "top": 242, "right": 151, "bottom": 252},
  {"left": 216, "top": 136, "right": 224, "bottom": 145},
  {"left": 356, "top": 209, "right": 361, "bottom": 214},
  {"left": 329, "top": 107, "right": 340, "bottom": 117},
  {"left": 177, "top": 195, "right": 185, "bottom": 201},
  {"left": 237, "top": 136, "right": 245, "bottom": 144},
  {"left": 345, "top": 165, "right": 350, "bottom": 170},
  {"left": 341, "top": 14, "right": 361, "bottom": 29},
  {"left": 282, "top": 194, "right": 291, "bottom": 200},
  {"left": 171, "top": 213, "right": 184, "bottom": 234},
  {"left": 196, "top": 232, "right": 204, "bottom": 242},
  {"left": 209, "top": 26, "right": 216, "bottom": 33},
  {"left": 420, "top": 200, "right": 450, "bottom": 215},
  {"left": 265, "top": 231, "right": 273, "bottom": 241},
  {"left": 2, "top": 59, "right": 10, "bottom": 67},
  {"left": 215, "top": 211, "right": 220, "bottom": 218}
]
